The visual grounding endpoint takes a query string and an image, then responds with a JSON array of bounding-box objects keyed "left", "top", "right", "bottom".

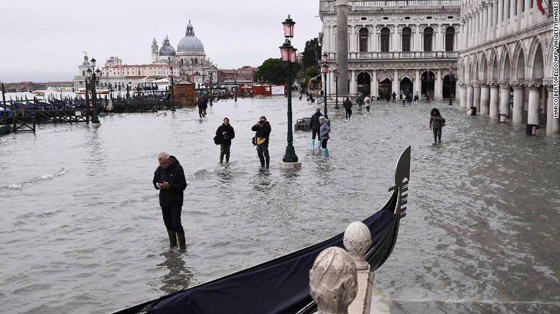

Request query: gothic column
[
  {"left": 467, "top": 84, "right": 474, "bottom": 109},
  {"left": 511, "top": 81, "right": 525, "bottom": 123},
  {"left": 493, "top": 0, "right": 499, "bottom": 38},
  {"left": 480, "top": 83, "right": 490, "bottom": 114},
  {"left": 504, "top": 0, "right": 510, "bottom": 33},
  {"left": 546, "top": 83, "right": 560, "bottom": 134},
  {"left": 510, "top": 0, "right": 517, "bottom": 30},
  {"left": 524, "top": 0, "right": 531, "bottom": 28},
  {"left": 482, "top": 5, "right": 488, "bottom": 43},
  {"left": 473, "top": 81, "right": 481, "bottom": 111},
  {"left": 516, "top": 0, "right": 523, "bottom": 30},
  {"left": 489, "top": 83, "right": 500, "bottom": 118},
  {"left": 336, "top": 0, "right": 350, "bottom": 97},
  {"left": 499, "top": 82, "right": 511, "bottom": 118},
  {"left": 527, "top": 82, "right": 541, "bottom": 125},
  {"left": 460, "top": 83, "right": 468, "bottom": 108},
  {"left": 488, "top": 3, "right": 494, "bottom": 40}
]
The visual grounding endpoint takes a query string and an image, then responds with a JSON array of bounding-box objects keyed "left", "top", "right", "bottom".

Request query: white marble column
[
  {"left": 415, "top": 26, "right": 421, "bottom": 51},
  {"left": 527, "top": 83, "right": 541, "bottom": 125},
  {"left": 546, "top": 84, "right": 560, "bottom": 134},
  {"left": 350, "top": 70, "right": 358, "bottom": 95},
  {"left": 482, "top": 6, "right": 487, "bottom": 42},
  {"left": 489, "top": 3, "right": 494, "bottom": 40},
  {"left": 414, "top": 70, "right": 420, "bottom": 94},
  {"left": 393, "top": 70, "right": 399, "bottom": 96},
  {"left": 497, "top": 0, "right": 503, "bottom": 36},
  {"left": 467, "top": 84, "right": 474, "bottom": 109},
  {"left": 494, "top": 1, "right": 499, "bottom": 38},
  {"left": 473, "top": 82, "right": 481, "bottom": 111},
  {"left": 524, "top": 0, "right": 531, "bottom": 28},
  {"left": 371, "top": 71, "right": 377, "bottom": 98},
  {"left": 516, "top": 0, "right": 523, "bottom": 30},
  {"left": 350, "top": 26, "right": 356, "bottom": 52},
  {"left": 489, "top": 83, "right": 500, "bottom": 118},
  {"left": 436, "top": 24, "right": 443, "bottom": 51},
  {"left": 480, "top": 84, "right": 490, "bottom": 114},
  {"left": 504, "top": 0, "right": 510, "bottom": 33},
  {"left": 370, "top": 28, "right": 377, "bottom": 52},
  {"left": 463, "top": 21, "right": 468, "bottom": 49},
  {"left": 512, "top": 82, "right": 525, "bottom": 123},
  {"left": 392, "top": 27, "right": 400, "bottom": 52},
  {"left": 460, "top": 84, "right": 468, "bottom": 108},
  {"left": 510, "top": 0, "right": 517, "bottom": 30},
  {"left": 436, "top": 69, "right": 442, "bottom": 99},
  {"left": 499, "top": 82, "right": 511, "bottom": 117}
]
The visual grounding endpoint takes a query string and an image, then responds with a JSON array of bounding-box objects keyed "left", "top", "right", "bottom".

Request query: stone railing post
[
  {"left": 310, "top": 247, "right": 358, "bottom": 314},
  {"left": 344, "top": 222, "right": 374, "bottom": 314}
]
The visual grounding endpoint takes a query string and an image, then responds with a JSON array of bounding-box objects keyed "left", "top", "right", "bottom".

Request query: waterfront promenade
[{"left": 0, "top": 97, "right": 558, "bottom": 313}]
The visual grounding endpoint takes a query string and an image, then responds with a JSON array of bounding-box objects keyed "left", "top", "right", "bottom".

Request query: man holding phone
[
  {"left": 251, "top": 116, "right": 272, "bottom": 169},
  {"left": 153, "top": 152, "right": 188, "bottom": 250}
]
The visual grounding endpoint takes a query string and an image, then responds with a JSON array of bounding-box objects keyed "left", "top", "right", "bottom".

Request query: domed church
[{"left": 151, "top": 20, "right": 217, "bottom": 86}]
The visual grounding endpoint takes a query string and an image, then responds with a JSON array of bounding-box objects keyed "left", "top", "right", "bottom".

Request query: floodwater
[{"left": 0, "top": 96, "right": 559, "bottom": 314}]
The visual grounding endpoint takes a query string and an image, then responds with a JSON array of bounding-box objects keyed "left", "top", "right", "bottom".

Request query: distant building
[
  {"left": 73, "top": 20, "right": 218, "bottom": 91},
  {"left": 217, "top": 66, "right": 257, "bottom": 84}
]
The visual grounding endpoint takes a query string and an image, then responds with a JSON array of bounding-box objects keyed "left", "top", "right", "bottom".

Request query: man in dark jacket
[
  {"left": 153, "top": 152, "right": 188, "bottom": 250},
  {"left": 197, "top": 97, "right": 207, "bottom": 118},
  {"left": 343, "top": 97, "right": 353, "bottom": 120},
  {"left": 251, "top": 116, "right": 272, "bottom": 168},
  {"left": 309, "top": 107, "right": 323, "bottom": 150},
  {"left": 215, "top": 117, "right": 235, "bottom": 164}
]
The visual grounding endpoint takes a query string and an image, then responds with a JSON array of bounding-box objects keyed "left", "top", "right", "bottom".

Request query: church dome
[
  {"left": 159, "top": 36, "right": 176, "bottom": 56},
  {"left": 177, "top": 20, "right": 204, "bottom": 53}
]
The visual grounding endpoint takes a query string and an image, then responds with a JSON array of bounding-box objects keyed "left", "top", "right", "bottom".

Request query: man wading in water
[{"left": 153, "top": 152, "right": 188, "bottom": 250}]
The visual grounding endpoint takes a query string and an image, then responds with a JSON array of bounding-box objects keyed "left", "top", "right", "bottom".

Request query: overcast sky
[{"left": 0, "top": 0, "right": 321, "bottom": 82}]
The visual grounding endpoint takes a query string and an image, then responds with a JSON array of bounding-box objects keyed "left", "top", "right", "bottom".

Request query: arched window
[
  {"left": 380, "top": 28, "right": 390, "bottom": 52},
  {"left": 359, "top": 28, "right": 369, "bottom": 52},
  {"left": 402, "top": 27, "right": 412, "bottom": 52},
  {"left": 424, "top": 27, "right": 433, "bottom": 52},
  {"left": 445, "top": 27, "right": 455, "bottom": 51}
]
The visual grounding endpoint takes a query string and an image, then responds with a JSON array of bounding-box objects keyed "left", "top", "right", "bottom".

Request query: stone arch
[
  {"left": 512, "top": 41, "right": 526, "bottom": 81},
  {"left": 528, "top": 36, "right": 545, "bottom": 80},
  {"left": 479, "top": 52, "right": 488, "bottom": 82},
  {"left": 500, "top": 47, "right": 512, "bottom": 80},
  {"left": 471, "top": 55, "right": 479, "bottom": 81},
  {"left": 489, "top": 48, "right": 499, "bottom": 82}
]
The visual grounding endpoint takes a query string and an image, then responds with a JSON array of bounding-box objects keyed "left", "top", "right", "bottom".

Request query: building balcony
[
  {"left": 352, "top": 0, "right": 461, "bottom": 8},
  {"left": 325, "top": 51, "right": 458, "bottom": 61}
]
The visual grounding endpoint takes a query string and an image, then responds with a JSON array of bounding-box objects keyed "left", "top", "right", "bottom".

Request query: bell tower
[{"left": 151, "top": 38, "right": 159, "bottom": 63}]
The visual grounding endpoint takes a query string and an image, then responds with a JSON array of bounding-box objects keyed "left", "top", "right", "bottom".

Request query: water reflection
[{"left": 158, "top": 250, "right": 193, "bottom": 294}]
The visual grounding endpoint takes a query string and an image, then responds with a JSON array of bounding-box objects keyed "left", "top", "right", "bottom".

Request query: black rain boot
[
  {"left": 177, "top": 232, "right": 186, "bottom": 251},
  {"left": 167, "top": 230, "right": 177, "bottom": 248},
  {"left": 220, "top": 151, "right": 224, "bottom": 164},
  {"left": 225, "top": 153, "right": 230, "bottom": 163}
]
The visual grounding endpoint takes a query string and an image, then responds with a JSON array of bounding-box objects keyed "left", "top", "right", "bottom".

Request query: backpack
[{"left": 213, "top": 134, "right": 221, "bottom": 145}]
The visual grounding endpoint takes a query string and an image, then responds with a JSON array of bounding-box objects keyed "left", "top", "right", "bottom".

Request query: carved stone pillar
[
  {"left": 310, "top": 247, "right": 358, "bottom": 314},
  {"left": 459, "top": 83, "right": 468, "bottom": 108},
  {"left": 499, "top": 82, "right": 511, "bottom": 118},
  {"left": 545, "top": 83, "right": 560, "bottom": 134},
  {"left": 344, "top": 222, "right": 374, "bottom": 314},
  {"left": 393, "top": 70, "right": 399, "bottom": 97},
  {"left": 350, "top": 70, "right": 358, "bottom": 96},
  {"left": 414, "top": 70, "right": 421, "bottom": 95},
  {"left": 371, "top": 71, "right": 377, "bottom": 98},
  {"left": 511, "top": 81, "right": 525, "bottom": 124},
  {"left": 480, "top": 83, "right": 490, "bottom": 114},
  {"left": 489, "top": 83, "right": 500, "bottom": 118},
  {"left": 467, "top": 84, "right": 474, "bottom": 109},
  {"left": 527, "top": 81, "right": 541, "bottom": 126},
  {"left": 473, "top": 81, "right": 481, "bottom": 111}
]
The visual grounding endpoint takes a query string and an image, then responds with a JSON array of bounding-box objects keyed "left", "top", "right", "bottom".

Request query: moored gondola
[{"left": 115, "top": 147, "right": 411, "bottom": 314}]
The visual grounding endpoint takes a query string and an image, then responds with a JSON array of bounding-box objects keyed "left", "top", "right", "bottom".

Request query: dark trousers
[
  {"left": 433, "top": 127, "right": 442, "bottom": 143},
  {"left": 256, "top": 143, "right": 270, "bottom": 168},
  {"left": 161, "top": 205, "right": 184, "bottom": 234},
  {"left": 321, "top": 139, "right": 328, "bottom": 149},
  {"left": 220, "top": 143, "right": 231, "bottom": 163},
  {"left": 311, "top": 128, "right": 321, "bottom": 140},
  {"left": 366, "top": 106, "right": 370, "bottom": 112},
  {"left": 199, "top": 108, "right": 206, "bottom": 117},
  {"left": 345, "top": 109, "right": 352, "bottom": 119}
]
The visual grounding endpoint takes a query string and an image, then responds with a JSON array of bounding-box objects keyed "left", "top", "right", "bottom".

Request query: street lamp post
[
  {"left": 234, "top": 73, "right": 238, "bottom": 102},
  {"left": 321, "top": 53, "right": 329, "bottom": 118},
  {"left": 209, "top": 74, "right": 213, "bottom": 106},
  {"left": 280, "top": 15, "right": 299, "bottom": 166},
  {"left": 85, "top": 58, "right": 101, "bottom": 124},
  {"left": 334, "top": 67, "right": 340, "bottom": 109},
  {"left": 169, "top": 67, "right": 175, "bottom": 111}
]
